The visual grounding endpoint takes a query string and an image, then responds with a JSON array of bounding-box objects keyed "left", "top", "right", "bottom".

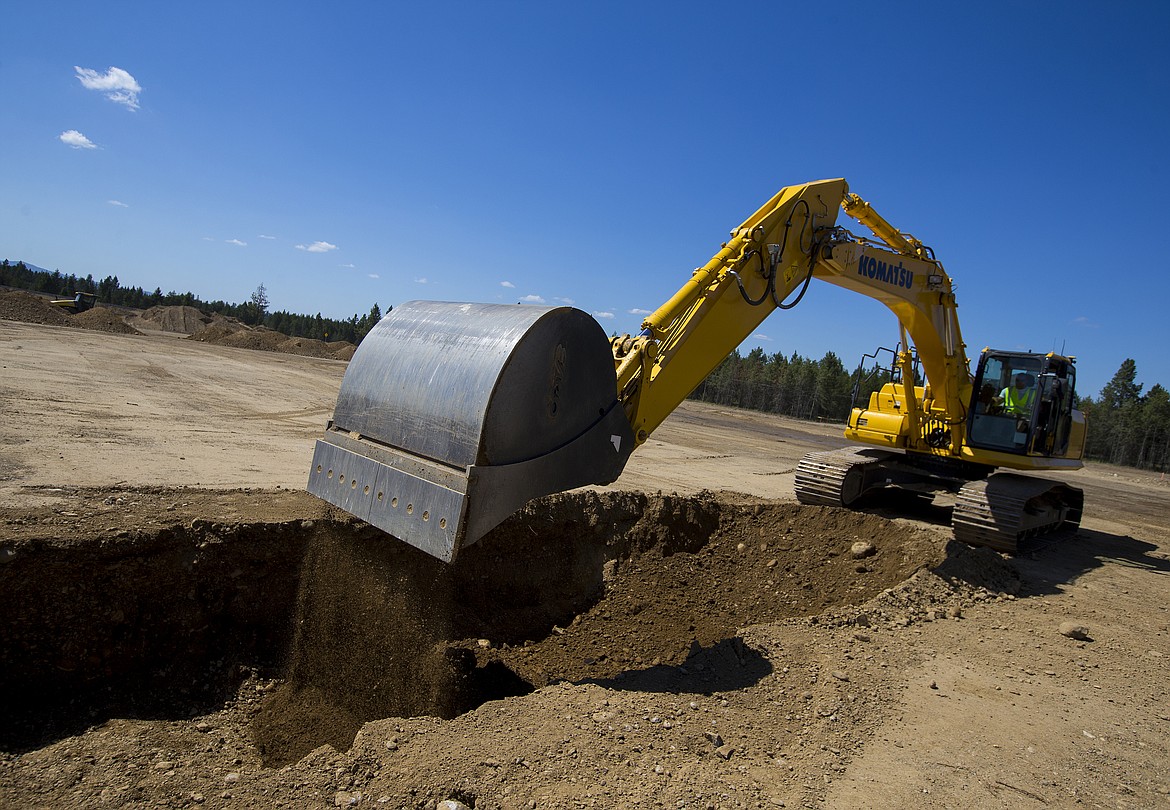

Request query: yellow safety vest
[{"left": 1002, "top": 385, "right": 1035, "bottom": 415}]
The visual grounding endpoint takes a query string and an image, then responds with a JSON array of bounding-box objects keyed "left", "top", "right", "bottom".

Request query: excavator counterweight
[{"left": 308, "top": 301, "right": 634, "bottom": 561}]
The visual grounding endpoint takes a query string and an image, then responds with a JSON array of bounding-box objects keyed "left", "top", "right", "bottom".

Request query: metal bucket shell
[{"left": 308, "top": 301, "right": 634, "bottom": 562}]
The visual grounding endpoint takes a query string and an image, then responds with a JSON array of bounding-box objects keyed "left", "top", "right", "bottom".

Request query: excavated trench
[{"left": 0, "top": 491, "right": 937, "bottom": 765}]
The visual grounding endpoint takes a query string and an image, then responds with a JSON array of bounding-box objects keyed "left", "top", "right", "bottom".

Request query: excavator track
[
  {"left": 952, "top": 473, "right": 1084, "bottom": 553},
  {"left": 794, "top": 447, "right": 894, "bottom": 506},
  {"left": 797, "top": 449, "right": 1084, "bottom": 555}
]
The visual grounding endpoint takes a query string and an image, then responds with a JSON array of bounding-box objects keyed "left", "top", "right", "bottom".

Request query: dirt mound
[
  {"left": 281, "top": 337, "right": 358, "bottom": 361},
  {"left": 464, "top": 496, "right": 937, "bottom": 690},
  {"left": 0, "top": 290, "right": 75, "bottom": 326},
  {"left": 70, "top": 306, "right": 144, "bottom": 335},
  {"left": 187, "top": 321, "right": 246, "bottom": 342},
  {"left": 196, "top": 324, "right": 288, "bottom": 352},
  {"left": 7, "top": 482, "right": 1160, "bottom": 809},
  {"left": 0, "top": 294, "right": 355, "bottom": 360},
  {"left": 0, "top": 486, "right": 945, "bottom": 772},
  {"left": 127, "top": 305, "right": 216, "bottom": 334},
  {"left": 252, "top": 494, "right": 939, "bottom": 767},
  {"left": 188, "top": 323, "right": 356, "bottom": 361}
]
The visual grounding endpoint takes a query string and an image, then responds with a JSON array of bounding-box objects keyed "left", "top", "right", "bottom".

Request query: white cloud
[
  {"left": 339, "top": 263, "right": 356, "bottom": 268},
  {"left": 752, "top": 333, "right": 773, "bottom": 341},
  {"left": 593, "top": 311, "right": 615, "bottom": 320},
  {"left": 107, "top": 199, "right": 129, "bottom": 207},
  {"left": 59, "top": 129, "right": 96, "bottom": 149},
  {"left": 202, "top": 236, "right": 215, "bottom": 242},
  {"left": 553, "top": 296, "right": 575, "bottom": 306},
  {"left": 368, "top": 273, "right": 380, "bottom": 279},
  {"left": 1072, "top": 316, "right": 1099, "bottom": 328},
  {"left": 226, "top": 238, "right": 247, "bottom": 247},
  {"left": 258, "top": 234, "right": 276, "bottom": 240},
  {"left": 519, "top": 294, "right": 545, "bottom": 304},
  {"left": 415, "top": 277, "right": 429, "bottom": 284},
  {"left": 628, "top": 308, "right": 652, "bottom": 316},
  {"left": 74, "top": 66, "right": 141, "bottom": 110},
  {"left": 500, "top": 280, "right": 515, "bottom": 288},
  {"left": 296, "top": 241, "right": 338, "bottom": 253}
]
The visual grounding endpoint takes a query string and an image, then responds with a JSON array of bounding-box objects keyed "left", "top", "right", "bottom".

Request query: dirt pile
[
  {"left": 1, "top": 294, "right": 356, "bottom": 360},
  {"left": 71, "top": 306, "right": 144, "bottom": 335},
  {"left": 0, "top": 290, "right": 75, "bottom": 326},
  {"left": 464, "top": 496, "right": 937, "bottom": 690},
  {"left": 188, "top": 323, "right": 356, "bottom": 361},
  {"left": 3, "top": 477, "right": 1166, "bottom": 808},
  {"left": 0, "top": 292, "right": 141, "bottom": 334},
  {"left": 0, "top": 489, "right": 946, "bottom": 770},
  {"left": 127, "top": 305, "right": 217, "bottom": 334}
]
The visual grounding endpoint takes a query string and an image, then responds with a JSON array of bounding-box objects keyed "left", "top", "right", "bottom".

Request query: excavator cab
[{"left": 967, "top": 350, "right": 1080, "bottom": 458}]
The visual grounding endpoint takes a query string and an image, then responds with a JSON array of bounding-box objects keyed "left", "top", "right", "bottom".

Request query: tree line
[
  {"left": 1078, "top": 359, "right": 1169, "bottom": 472},
  {"left": 687, "top": 347, "right": 887, "bottom": 423},
  {"left": 0, "top": 260, "right": 386, "bottom": 345}
]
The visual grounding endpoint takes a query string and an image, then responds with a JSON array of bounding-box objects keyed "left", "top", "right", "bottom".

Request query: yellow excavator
[
  {"left": 50, "top": 292, "right": 98, "bottom": 313},
  {"left": 307, "top": 178, "right": 1084, "bottom": 562}
]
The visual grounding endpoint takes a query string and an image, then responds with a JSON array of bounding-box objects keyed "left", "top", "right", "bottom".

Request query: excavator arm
[
  {"left": 613, "top": 178, "right": 848, "bottom": 441},
  {"left": 307, "top": 178, "right": 1071, "bottom": 562},
  {"left": 614, "top": 179, "right": 973, "bottom": 458}
]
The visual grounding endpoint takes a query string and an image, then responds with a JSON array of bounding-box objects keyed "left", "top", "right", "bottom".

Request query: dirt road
[{"left": 2, "top": 319, "right": 1168, "bottom": 809}]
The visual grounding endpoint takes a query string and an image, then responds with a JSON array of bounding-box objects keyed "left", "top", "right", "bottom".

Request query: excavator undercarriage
[{"left": 794, "top": 447, "right": 1084, "bottom": 552}]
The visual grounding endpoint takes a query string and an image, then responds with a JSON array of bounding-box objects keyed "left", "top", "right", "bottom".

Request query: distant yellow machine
[
  {"left": 50, "top": 292, "right": 97, "bottom": 313},
  {"left": 308, "top": 179, "right": 1084, "bottom": 561}
]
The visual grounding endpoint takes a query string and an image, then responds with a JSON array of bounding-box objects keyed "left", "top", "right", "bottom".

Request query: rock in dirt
[
  {"left": 851, "top": 540, "right": 876, "bottom": 559},
  {"left": 1059, "top": 621, "right": 1091, "bottom": 640}
]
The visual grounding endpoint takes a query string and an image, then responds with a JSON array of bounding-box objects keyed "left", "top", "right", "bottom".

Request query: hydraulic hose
[{"left": 734, "top": 198, "right": 814, "bottom": 310}]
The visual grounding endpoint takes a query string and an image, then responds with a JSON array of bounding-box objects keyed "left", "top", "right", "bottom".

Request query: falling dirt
[{"left": 251, "top": 527, "right": 464, "bottom": 768}]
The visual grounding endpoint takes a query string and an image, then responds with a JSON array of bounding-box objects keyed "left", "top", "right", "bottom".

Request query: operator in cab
[{"left": 1000, "top": 373, "right": 1036, "bottom": 416}]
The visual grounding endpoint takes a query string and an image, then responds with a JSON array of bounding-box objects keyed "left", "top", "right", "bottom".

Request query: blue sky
[{"left": 3, "top": 2, "right": 1167, "bottom": 396}]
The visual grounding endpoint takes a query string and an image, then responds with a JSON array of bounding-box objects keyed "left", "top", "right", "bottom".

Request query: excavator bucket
[{"left": 307, "top": 301, "right": 636, "bottom": 563}]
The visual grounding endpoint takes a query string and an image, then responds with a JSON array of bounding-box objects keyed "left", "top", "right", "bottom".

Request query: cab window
[{"left": 968, "top": 355, "right": 1041, "bottom": 453}]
